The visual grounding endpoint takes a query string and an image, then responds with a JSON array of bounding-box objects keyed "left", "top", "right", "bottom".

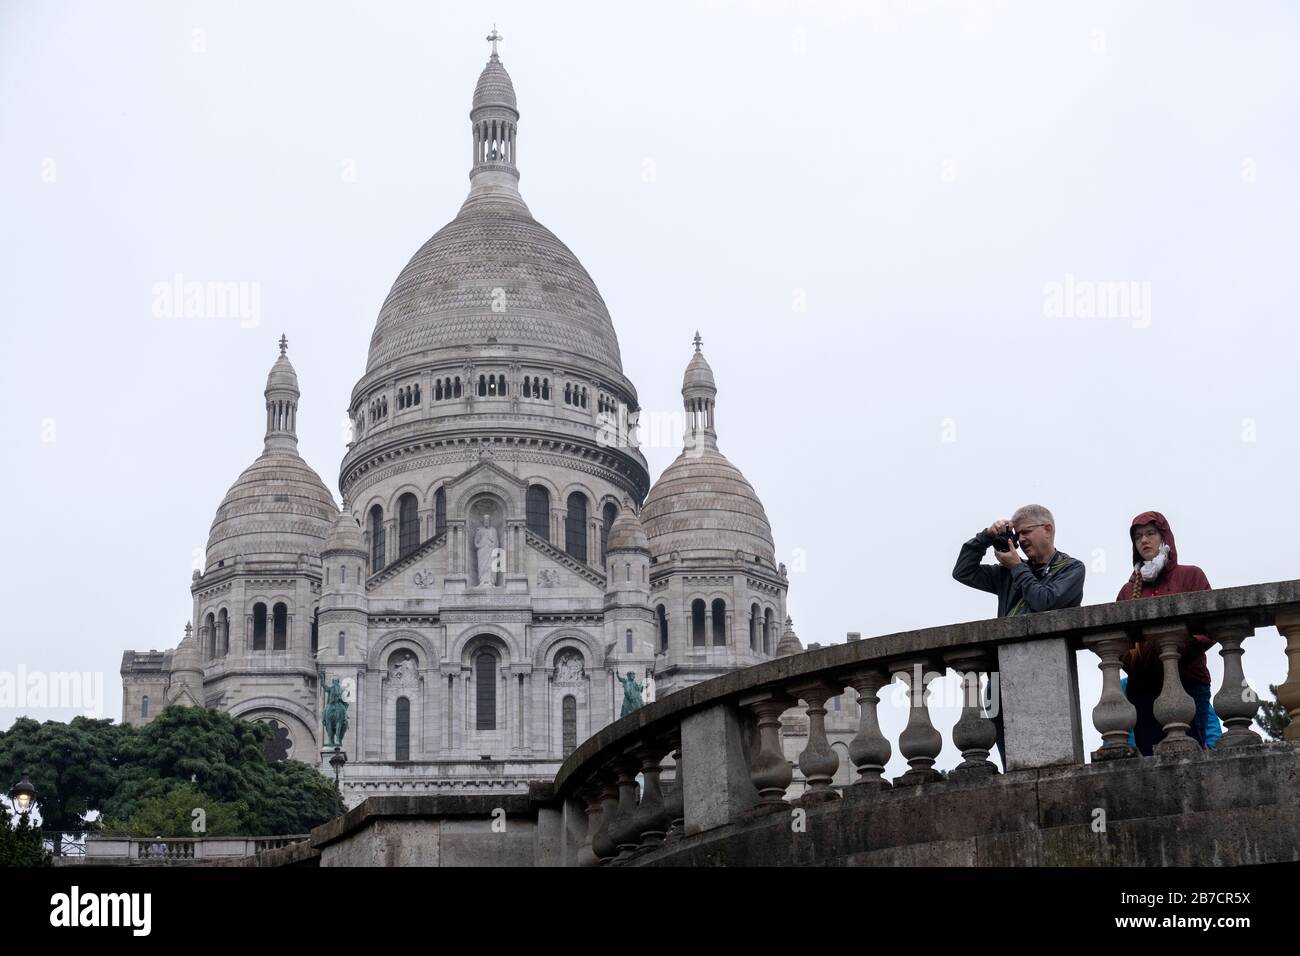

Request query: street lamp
[{"left": 10, "top": 772, "right": 37, "bottom": 816}]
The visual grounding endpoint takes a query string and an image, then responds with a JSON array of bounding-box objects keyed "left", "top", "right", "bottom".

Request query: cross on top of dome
[
  {"left": 487, "top": 25, "right": 502, "bottom": 59},
  {"left": 278, "top": 333, "right": 288, "bottom": 355},
  {"left": 693, "top": 331, "right": 703, "bottom": 353}
]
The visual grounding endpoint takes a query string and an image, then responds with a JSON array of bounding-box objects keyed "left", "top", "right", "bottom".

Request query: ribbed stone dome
[
  {"left": 607, "top": 505, "right": 649, "bottom": 553},
  {"left": 642, "top": 447, "right": 776, "bottom": 563},
  {"left": 473, "top": 55, "right": 517, "bottom": 111},
  {"left": 205, "top": 451, "right": 335, "bottom": 570},
  {"left": 683, "top": 350, "right": 716, "bottom": 391},
  {"left": 365, "top": 201, "right": 625, "bottom": 378},
  {"left": 324, "top": 507, "right": 366, "bottom": 554}
]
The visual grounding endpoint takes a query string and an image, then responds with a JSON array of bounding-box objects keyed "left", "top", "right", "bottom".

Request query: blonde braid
[{"left": 1130, "top": 567, "right": 1143, "bottom": 600}]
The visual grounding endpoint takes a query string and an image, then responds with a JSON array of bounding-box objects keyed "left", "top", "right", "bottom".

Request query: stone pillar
[
  {"left": 1082, "top": 631, "right": 1137, "bottom": 761},
  {"left": 788, "top": 681, "right": 841, "bottom": 803},
  {"left": 1148, "top": 623, "right": 1198, "bottom": 755},
  {"left": 844, "top": 667, "right": 892, "bottom": 792},
  {"left": 996, "top": 638, "right": 1084, "bottom": 769},
  {"left": 575, "top": 786, "right": 603, "bottom": 867},
  {"left": 740, "top": 691, "right": 794, "bottom": 812},
  {"left": 680, "top": 702, "right": 758, "bottom": 834},
  {"left": 1275, "top": 611, "right": 1300, "bottom": 742},
  {"left": 1209, "top": 616, "right": 1262, "bottom": 750},
  {"left": 945, "top": 649, "right": 999, "bottom": 775},
  {"left": 609, "top": 756, "right": 642, "bottom": 859},
  {"left": 892, "top": 659, "right": 942, "bottom": 785}
]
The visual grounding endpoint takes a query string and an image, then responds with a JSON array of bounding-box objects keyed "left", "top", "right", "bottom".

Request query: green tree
[
  {"left": 1258, "top": 684, "right": 1292, "bottom": 740},
  {"left": 0, "top": 806, "right": 52, "bottom": 867},
  {"left": 102, "top": 782, "right": 248, "bottom": 838},
  {"left": 104, "top": 708, "right": 340, "bottom": 834},
  {"left": 0, "top": 716, "right": 129, "bottom": 849}
]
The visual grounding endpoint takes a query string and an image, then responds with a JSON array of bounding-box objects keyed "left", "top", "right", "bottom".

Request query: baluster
[
  {"left": 632, "top": 739, "right": 672, "bottom": 848},
  {"left": 589, "top": 770, "right": 619, "bottom": 863},
  {"left": 843, "top": 667, "right": 892, "bottom": 793},
  {"left": 892, "top": 658, "right": 943, "bottom": 785},
  {"left": 610, "top": 756, "right": 643, "bottom": 859},
  {"left": 1147, "top": 623, "right": 1198, "bottom": 754},
  {"left": 1276, "top": 611, "right": 1300, "bottom": 741},
  {"left": 945, "top": 649, "right": 999, "bottom": 775},
  {"left": 1209, "top": 616, "right": 1262, "bottom": 749},
  {"left": 741, "top": 692, "right": 794, "bottom": 811},
  {"left": 1082, "top": 631, "right": 1137, "bottom": 760},
  {"left": 576, "top": 784, "right": 603, "bottom": 867},
  {"left": 662, "top": 730, "right": 685, "bottom": 841},
  {"left": 788, "top": 681, "right": 842, "bottom": 803}
]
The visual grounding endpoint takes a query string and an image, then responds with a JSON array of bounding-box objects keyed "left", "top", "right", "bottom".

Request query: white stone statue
[{"left": 474, "top": 512, "right": 500, "bottom": 587}]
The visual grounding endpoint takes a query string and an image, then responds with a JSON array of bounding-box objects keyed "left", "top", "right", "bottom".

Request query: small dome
[
  {"left": 171, "top": 625, "right": 202, "bottom": 677},
  {"left": 642, "top": 446, "right": 776, "bottom": 563},
  {"left": 472, "top": 55, "right": 517, "bottom": 113},
  {"left": 606, "top": 505, "right": 648, "bottom": 553},
  {"left": 683, "top": 349, "right": 716, "bottom": 393},
  {"left": 266, "top": 353, "right": 299, "bottom": 392},
  {"left": 205, "top": 451, "right": 335, "bottom": 570},
  {"left": 774, "top": 617, "right": 803, "bottom": 657},
  {"left": 324, "top": 507, "right": 366, "bottom": 554}
]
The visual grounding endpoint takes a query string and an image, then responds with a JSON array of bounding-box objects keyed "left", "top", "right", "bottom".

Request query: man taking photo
[{"left": 952, "top": 504, "right": 1086, "bottom": 767}]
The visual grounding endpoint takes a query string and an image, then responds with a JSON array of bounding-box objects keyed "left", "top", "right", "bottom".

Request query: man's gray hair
[{"left": 1012, "top": 504, "right": 1055, "bottom": 528}]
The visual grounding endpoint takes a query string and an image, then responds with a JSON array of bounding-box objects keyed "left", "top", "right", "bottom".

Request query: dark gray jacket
[{"left": 952, "top": 530, "right": 1086, "bottom": 618}]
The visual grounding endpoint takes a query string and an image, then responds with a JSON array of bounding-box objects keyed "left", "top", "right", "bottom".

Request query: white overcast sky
[{"left": 3, "top": 0, "right": 1298, "bottom": 768}]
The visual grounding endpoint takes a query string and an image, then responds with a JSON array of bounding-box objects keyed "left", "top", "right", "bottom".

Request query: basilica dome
[
  {"left": 642, "top": 338, "right": 776, "bottom": 565},
  {"left": 205, "top": 341, "right": 335, "bottom": 571},
  {"left": 362, "top": 48, "right": 624, "bottom": 383}
]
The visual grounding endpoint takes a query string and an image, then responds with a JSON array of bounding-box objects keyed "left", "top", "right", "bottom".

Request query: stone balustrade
[{"left": 553, "top": 580, "right": 1300, "bottom": 865}]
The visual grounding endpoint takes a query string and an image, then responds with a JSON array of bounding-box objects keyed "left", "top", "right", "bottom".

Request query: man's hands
[
  {"left": 986, "top": 518, "right": 1013, "bottom": 538},
  {"left": 987, "top": 518, "right": 1022, "bottom": 567}
]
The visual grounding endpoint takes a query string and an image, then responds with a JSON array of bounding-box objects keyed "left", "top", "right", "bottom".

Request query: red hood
[{"left": 1129, "top": 510, "right": 1178, "bottom": 568}]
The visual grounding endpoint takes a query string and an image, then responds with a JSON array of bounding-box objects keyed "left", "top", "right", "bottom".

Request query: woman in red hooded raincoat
[{"left": 1116, "top": 511, "right": 1221, "bottom": 754}]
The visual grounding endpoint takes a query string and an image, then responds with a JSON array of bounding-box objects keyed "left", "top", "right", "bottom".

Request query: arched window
[
  {"left": 370, "top": 505, "right": 386, "bottom": 573},
  {"left": 398, "top": 493, "right": 419, "bottom": 556},
  {"left": 310, "top": 607, "right": 318, "bottom": 657},
  {"left": 691, "top": 599, "right": 706, "bottom": 647},
  {"left": 564, "top": 383, "right": 572, "bottom": 405},
  {"left": 523, "top": 375, "right": 531, "bottom": 397},
  {"left": 565, "top": 492, "right": 588, "bottom": 563},
  {"left": 413, "top": 383, "right": 420, "bottom": 405},
  {"left": 625, "top": 628, "right": 633, "bottom": 653},
  {"left": 436, "top": 379, "right": 444, "bottom": 401},
  {"left": 338, "top": 632, "right": 345, "bottom": 656},
  {"left": 434, "top": 487, "right": 447, "bottom": 536},
  {"left": 475, "top": 650, "right": 497, "bottom": 730},
  {"left": 541, "top": 378, "right": 549, "bottom": 400},
  {"left": 205, "top": 612, "right": 216, "bottom": 659},
  {"left": 562, "top": 695, "right": 577, "bottom": 758},
  {"left": 252, "top": 602, "right": 267, "bottom": 651},
  {"left": 526, "top": 485, "right": 550, "bottom": 541},
  {"left": 763, "top": 608, "right": 774, "bottom": 655},
  {"left": 711, "top": 599, "right": 727, "bottom": 646},
  {"left": 750, "top": 603, "right": 760, "bottom": 651},
  {"left": 478, "top": 374, "right": 487, "bottom": 397},
  {"left": 272, "top": 602, "right": 288, "bottom": 651},
  {"left": 217, "top": 608, "right": 228, "bottom": 657},
  {"left": 657, "top": 605, "right": 669, "bottom": 653},
  {"left": 141, "top": 695, "right": 149, "bottom": 719},
  {"left": 581, "top": 387, "right": 588, "bottom": 408},
  {"left": 454, "top": 377, "right": 462, "bottom": 398},
  {"left": 496, "top": 374, "right": 506, "bottom": 395},
  {"left": 600, "top": 501, "right": 618, "bottom": 564},
  {"left": 395, "top": 697, "right": 410, "bottom": 762}
]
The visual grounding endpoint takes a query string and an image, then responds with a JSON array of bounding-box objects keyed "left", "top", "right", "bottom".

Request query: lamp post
[
  {"left": 328, "top": 748, "right": 347, "bottom": 814},
  {"left": 10, "top": 772, "right": 37, "bottom": 818}
]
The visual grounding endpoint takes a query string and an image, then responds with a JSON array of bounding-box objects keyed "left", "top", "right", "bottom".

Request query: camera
[{"left": 991, "top": 528, "right": 1020, "bottom": 553}]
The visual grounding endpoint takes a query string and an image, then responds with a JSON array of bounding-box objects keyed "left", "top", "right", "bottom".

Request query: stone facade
[{"left": 120, "top": 39, "right": 806, "bottom": 806}]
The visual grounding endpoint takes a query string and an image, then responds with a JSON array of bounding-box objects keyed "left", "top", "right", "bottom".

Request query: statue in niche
[
  {"left": 554, "top": 650, "right": 584, "bottom": 682},
  {"left": 389, "top": 652, "right": 417, "bottom": 685},
  {"left": 474, "top": 510, "right": 501, "bottom": 587},
  {"left": 617, "top": 671, "right": 644, "bottom": 718}
]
